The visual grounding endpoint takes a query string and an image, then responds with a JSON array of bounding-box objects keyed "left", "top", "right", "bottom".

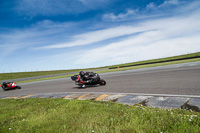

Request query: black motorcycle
[{"left": 71, "top": 75, "right": 106, "bottom": 88}]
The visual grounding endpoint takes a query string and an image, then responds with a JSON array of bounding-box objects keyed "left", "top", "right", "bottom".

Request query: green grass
[
  {"left": 96, "top": 57, "right": 200, "bottom": 74},
  {"left": 0, "top": 98, "right": 199, "bottom": 133},
  {"left": 15, "top": 74, "right": 76, "bottom": 84},
  {"left": 0, "top": 69, "right": 91, "bottom": 81},
  {"left": 109, "top": 52, "right": 200, "bottom": 68},
  {"left": 0, "top": 52, "right": 200, "bottom": 82}
]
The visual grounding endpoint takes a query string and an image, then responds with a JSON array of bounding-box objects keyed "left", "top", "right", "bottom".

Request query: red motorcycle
[
  {"left": 71, "top": 75, "right": 106, "bottom": 88},
  {"left": 0, "top": 82, "right": 21, "bottom": 91}
]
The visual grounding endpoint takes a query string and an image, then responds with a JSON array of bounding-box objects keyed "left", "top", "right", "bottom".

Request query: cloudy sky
[{"left": 0, "top": 0, "right": 200, "bottom": 73}]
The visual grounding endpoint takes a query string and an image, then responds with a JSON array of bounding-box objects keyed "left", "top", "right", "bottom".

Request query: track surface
[{"left": 1, "top": 62, "right": 200, "bottom": 97}]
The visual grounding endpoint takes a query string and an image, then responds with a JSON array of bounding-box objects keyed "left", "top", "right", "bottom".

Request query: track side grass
[
  {"left": 109, "top": 52, "right": 200, "bottom": 68},
  {"left": 0, "top": 99, "right": 199, "bottom": 133},
  {"left": 0, "top": 69, "right": 89, "bottom": 81},
  {"left": 96, "top": 58, "right": 200, "bottom": 74}
]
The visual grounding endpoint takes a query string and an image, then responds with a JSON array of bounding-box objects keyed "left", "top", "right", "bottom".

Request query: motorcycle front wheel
[
  {"left": 99, "top": 79, "right": 106, "bottom": 85},
  {"left": 16, "top": 86, "right": 21, "bottom": 89}
]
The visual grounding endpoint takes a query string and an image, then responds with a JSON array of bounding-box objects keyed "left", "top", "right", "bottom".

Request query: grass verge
[
  {"left": 109, "top": 52, "right": 200, "bottom": 68},
  {"left": 0, "top": 98, "right": 199, "bottom": 133},
  {"left": 0, "top": 69, "right": 91, "bottom": 81},
  {"left": 16, "top": 74, "right": 76, "bottom": 84}
]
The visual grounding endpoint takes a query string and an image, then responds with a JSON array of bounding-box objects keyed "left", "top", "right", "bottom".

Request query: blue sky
[{"left": 0, "top": 0, "right": 200, "bottom": 73}]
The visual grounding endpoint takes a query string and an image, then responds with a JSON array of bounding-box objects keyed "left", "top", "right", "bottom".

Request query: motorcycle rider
[
  {"left": 1, "top": 82, "right": 21, "bottom": 91},
  {"left": 79, "top": 71, "right": 100, "bottom": 84},
  {"left": 2, "top": 82, "right": 8, "bottom": 88}
]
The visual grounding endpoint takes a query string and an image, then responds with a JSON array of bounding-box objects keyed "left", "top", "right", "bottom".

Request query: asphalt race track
[{"left": 1, "top": 62, "right": 200, "bottom": 97}]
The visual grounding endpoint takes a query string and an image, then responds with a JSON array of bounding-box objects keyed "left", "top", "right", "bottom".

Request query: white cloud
[
  {"left": 146, "top": 2, "right": 157, "bottom": 10},
  {"left": 103, "top": 0, "right": 182, "bottom": 22},
  {"left": 159, "top": 0, "right": 179, "bottom": 7},
  {"left": 31, "top": 0, "right": 200, "bottom": 50},
  {"left": 102, "top": 9, "right": 136, "bottom": 21},
  {"left": 2, "top": 0, "right": 200, "bottom": 73},
  {"left": 146, "top": 0, "right": 179, "bottom": 10},
  {"left": 38, "top": 3, "right": 200, "bottom": 50},
  {"left": 74, "top": 12, "right": 200, "bottom": 67},
  {"left": 38, "top": 25, "right": 146, "bottom": 49}
]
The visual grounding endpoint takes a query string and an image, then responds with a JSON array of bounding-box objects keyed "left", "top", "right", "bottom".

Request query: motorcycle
[
  {"left": 71, "top": 75, "right": 106, "bottom": 88},
  {"left": 0, "top": 82, "right": 21, "bottom": 91}
]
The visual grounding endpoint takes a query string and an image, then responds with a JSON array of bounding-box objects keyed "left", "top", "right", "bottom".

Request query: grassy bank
[
  {"left": 109, "top": 52, "right": 200, "bottom": 68},
  {"left": 0, "top": 69, "right": 88, "bottom": 81},
  {"left": 0, "top": 98, "right": 199, "bottom": 133},
  {"left": 95, "top": 57, "right": 200, "bottom": 74}
]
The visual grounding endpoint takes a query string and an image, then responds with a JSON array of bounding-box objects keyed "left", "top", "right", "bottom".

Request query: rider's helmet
[
  {"left": 2, "top": 82, "right": 7, "bottom": 87},
  {"left": 79, "top": 71, "right": 85, "bottom": 77}
]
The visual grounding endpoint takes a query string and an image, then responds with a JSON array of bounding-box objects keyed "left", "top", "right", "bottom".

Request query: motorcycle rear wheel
[{"left": 2, "top": 86, "right": 9, "bottom": 91}]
